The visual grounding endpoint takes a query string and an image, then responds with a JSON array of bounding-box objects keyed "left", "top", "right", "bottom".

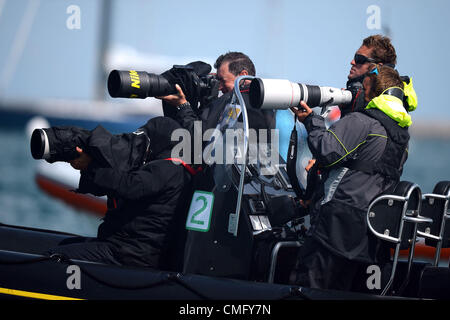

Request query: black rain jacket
[{"left": 77, "top": 117, "right": 193, "bottom": 268}]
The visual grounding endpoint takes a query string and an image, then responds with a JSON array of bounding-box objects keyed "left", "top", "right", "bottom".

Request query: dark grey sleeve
[{"left": 303, "top": 113, "right": 371, "bottom": 168}]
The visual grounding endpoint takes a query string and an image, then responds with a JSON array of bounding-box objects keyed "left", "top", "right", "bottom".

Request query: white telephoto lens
[
  {"left": 319, "top": 87, "right": 352, "bottom": 106},
  {"left": 258, "top": 79, "right": 301, "bottom": 109}
]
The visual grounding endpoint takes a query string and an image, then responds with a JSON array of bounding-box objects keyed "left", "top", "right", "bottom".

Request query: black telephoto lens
[
  {"left": 146, "top": 73, "right": 177, "bottom": 97},
  {"left": 107, "top": 70, "right": 177, "bottom": 99}
]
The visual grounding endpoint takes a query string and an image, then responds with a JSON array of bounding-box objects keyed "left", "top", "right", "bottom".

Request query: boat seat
[
  {"left": 367, "top": 181, "right": 432, "bottom": 295},
  {"left": 415, "top": 181, "right": 450, "bottom": 299},
  {"left": 416, "top": 181, "right": 450, "bottom": 266}
]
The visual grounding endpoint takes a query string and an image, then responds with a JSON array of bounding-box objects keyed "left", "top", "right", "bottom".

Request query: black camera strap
[{"left": 286, "top": 115, "right": 305, "bottom": 200}]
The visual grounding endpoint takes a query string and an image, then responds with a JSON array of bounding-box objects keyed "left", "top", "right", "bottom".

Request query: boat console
[{"left": 182, "top": 76, "right": 307, "bottom": 283}]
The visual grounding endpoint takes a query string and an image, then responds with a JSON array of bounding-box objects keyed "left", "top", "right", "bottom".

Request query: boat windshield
[
  {"left": 205, "top": 77, "right": 295, "bottom": 237},
  {"left": 207, "top": 77, "right": 279, "bottom": 192}
]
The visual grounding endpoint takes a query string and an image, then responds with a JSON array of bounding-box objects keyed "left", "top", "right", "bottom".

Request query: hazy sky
[{"left": 0, "top": 0, "right": 449, "bottom": 121}]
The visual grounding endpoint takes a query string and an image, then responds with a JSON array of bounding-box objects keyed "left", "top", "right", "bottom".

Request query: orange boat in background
[
  {"left": 35, "top": 172, "right": 107, "bottom": 217},
  {"left": 398, "top": 239, "right": 450, "bottom": 265}
]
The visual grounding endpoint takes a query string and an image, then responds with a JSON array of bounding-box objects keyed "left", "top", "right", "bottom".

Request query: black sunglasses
[{"left": 354, "top": 53, "right": 377, "bottom": 65}]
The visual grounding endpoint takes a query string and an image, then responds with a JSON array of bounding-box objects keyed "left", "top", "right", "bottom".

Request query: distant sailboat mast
[
  {"left": 381, "top": 4, "right": 392, "bottom": 39},
  {"left": 96, "top": 0, "right": 112, "bottom": 101},
  {"left": 0, "top": 0, "right": 41, "bottom": 95}
]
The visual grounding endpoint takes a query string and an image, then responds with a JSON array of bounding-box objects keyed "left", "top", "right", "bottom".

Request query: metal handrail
[
  {"left": 267, "top": 241, "right": 302, "bottom": 283},
  {"left": 366, "top": 183, "right": 427, "bottom": 296},
  {"left": 229, "top": 75, "right": 254, "bottom": 237}
]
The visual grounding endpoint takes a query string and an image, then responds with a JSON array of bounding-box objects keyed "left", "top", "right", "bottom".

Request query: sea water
[{"left": 0, "top": 127, "right": 449, "bottom": 237}]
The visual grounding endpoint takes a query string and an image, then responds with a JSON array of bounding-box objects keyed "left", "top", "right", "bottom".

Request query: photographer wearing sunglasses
[
  {"left": 342, "top": 35, "right": 397, "bottom": 117},
  {"left": 348, "top": 35, "right": 397, "bottom": 80}
]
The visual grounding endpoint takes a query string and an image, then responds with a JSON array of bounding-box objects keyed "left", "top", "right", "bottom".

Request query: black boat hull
[{"left": 0, "top": 223, "right": 404, "bottom": 301}]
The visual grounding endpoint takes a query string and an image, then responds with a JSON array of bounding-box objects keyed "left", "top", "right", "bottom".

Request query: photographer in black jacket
[
  {"left": 159, "top": 52, "right": 275, "bottom": 143},
  {"left": 47, "top": 117, "right": 194, "bottom": 270}
]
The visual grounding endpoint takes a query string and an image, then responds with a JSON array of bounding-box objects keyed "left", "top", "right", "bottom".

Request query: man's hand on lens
[
  {"left": 157, "top": 84, "right": 187, "bottom": 107},
  {"left": 70, "top": 147, "right": 92, "bottom": 171},
  {"left": 290, "top": 101, "right": 313, "bottom": 122}
]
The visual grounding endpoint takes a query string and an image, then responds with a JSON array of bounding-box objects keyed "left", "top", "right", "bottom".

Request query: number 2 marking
[
  {"left": 186, "top": 191, "right": 214, "bottom": 232},
  {"left": 191, "top": 196, "right": 207, "bottom": 225}
]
